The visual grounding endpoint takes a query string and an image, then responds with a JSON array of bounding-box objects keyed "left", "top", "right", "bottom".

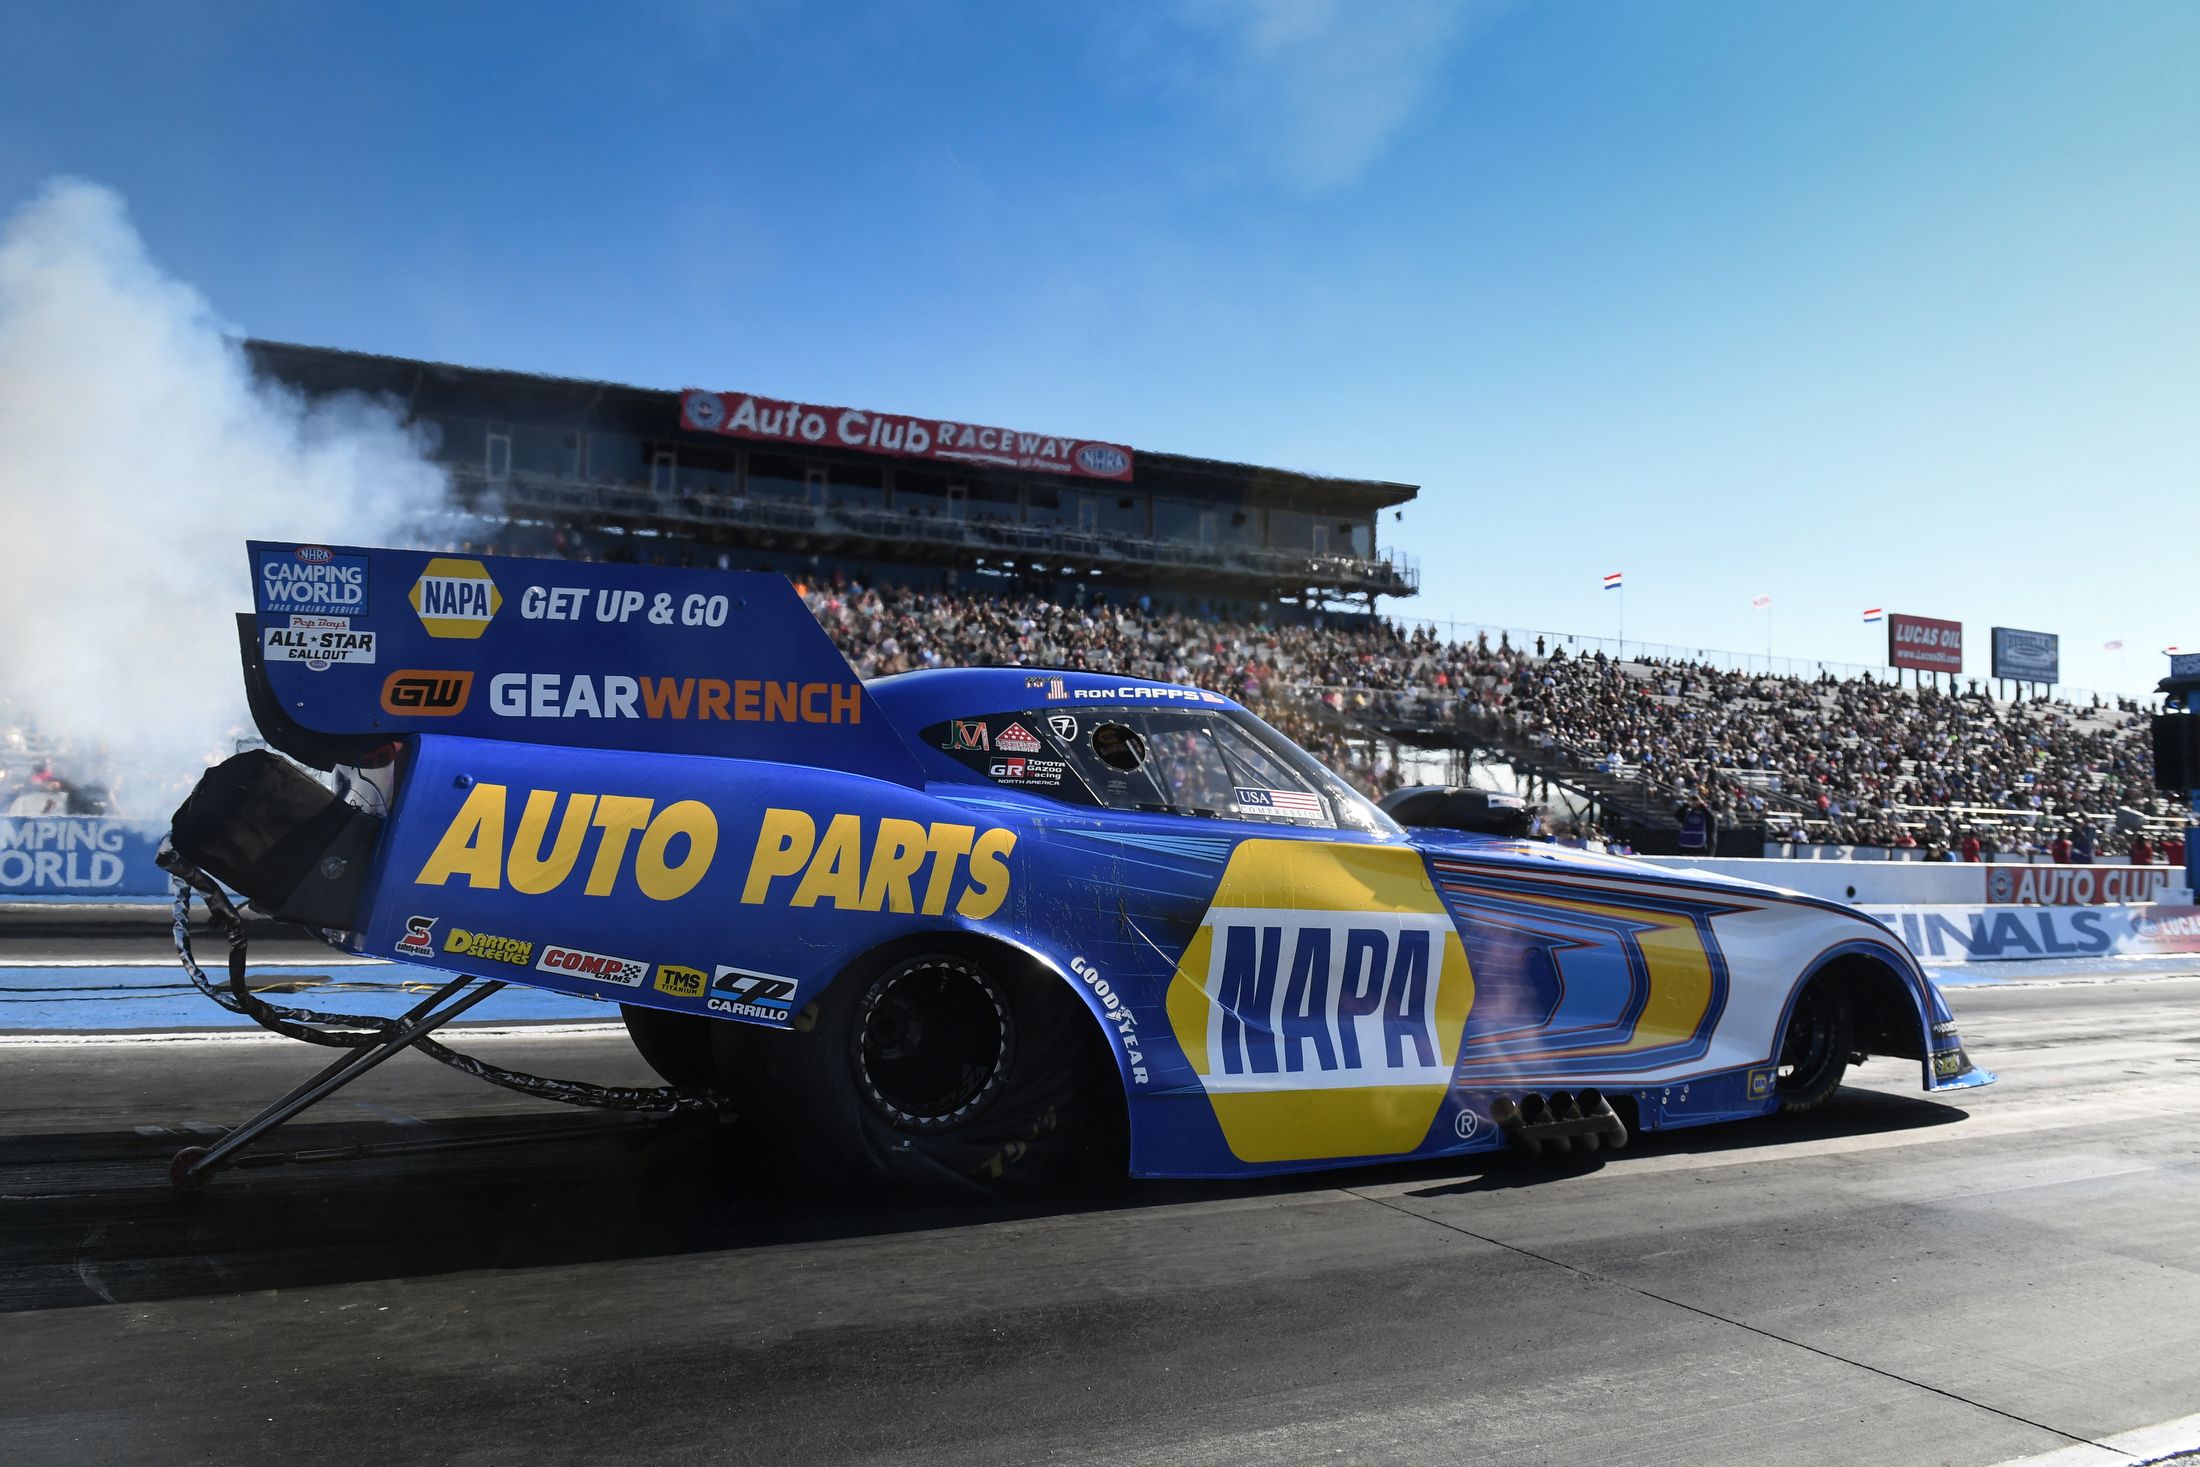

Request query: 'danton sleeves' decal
[{"left": 1165, "top": 841, "right": 1474, "bottom": 1164}]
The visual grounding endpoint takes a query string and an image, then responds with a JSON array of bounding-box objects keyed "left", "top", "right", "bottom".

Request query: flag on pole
[
  {"left": 1862, "top": 608, "right": 1884, "bottom": 623},
  {"left": 2168, "top": 646, "right": 2184, "bottom": 656},
  {"left": 1602, "top": 572, "right": 1623, "bottom": 591},
  {"left": 1750, "top": 594, "right": 1771, "bottom": 609},
  {"left": 2103, "top": 639, "right": 2124, "bottom": 651}
]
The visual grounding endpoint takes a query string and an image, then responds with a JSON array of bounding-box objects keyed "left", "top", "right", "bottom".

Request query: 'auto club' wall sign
[{"left": 680, "top": 389, "right": 1134, "bottom": 481}]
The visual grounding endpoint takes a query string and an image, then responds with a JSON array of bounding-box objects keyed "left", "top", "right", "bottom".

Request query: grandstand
[
  {"left": 244, "top": 342, "right": 1420, "bottom": 610},
  {"left": 229, "top": 341, "right": 2176, "bottom": 860}
]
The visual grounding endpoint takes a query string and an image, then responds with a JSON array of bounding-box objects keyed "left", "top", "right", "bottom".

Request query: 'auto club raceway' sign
[
  {"left": 679, "top": 389, "right": 1135, "bottom": 481},
  {"left": 1863, "top": 903, "right": 2200, "bottom": 962},
  {"left": 0, "top": 818, "right": 171, "bottom": 898}
]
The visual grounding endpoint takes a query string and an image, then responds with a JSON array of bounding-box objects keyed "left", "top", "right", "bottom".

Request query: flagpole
[{"left": 1619, "top": 586, "right": 1625, "bottom": 659}]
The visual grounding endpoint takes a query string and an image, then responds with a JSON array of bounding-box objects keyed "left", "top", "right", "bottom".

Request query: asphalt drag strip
[{"left": 1, "top": 973, "right": 2199, "bottom": 1465}]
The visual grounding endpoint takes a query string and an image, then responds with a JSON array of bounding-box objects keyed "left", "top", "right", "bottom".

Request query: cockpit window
[{"left": 922, "top": 705, "right": 1400, "bottom": 836}]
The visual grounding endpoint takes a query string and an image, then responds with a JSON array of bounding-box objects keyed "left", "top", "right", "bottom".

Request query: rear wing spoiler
[{"left": 239, "top": 541, "right": 921, "bottom": 785}]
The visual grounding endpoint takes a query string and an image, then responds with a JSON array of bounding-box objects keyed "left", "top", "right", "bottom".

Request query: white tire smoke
[{"left": 0, "top": 178, "right": 448, "bottom": 810}]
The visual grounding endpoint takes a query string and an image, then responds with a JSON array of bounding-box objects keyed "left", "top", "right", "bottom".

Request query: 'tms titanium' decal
[{"left": 1166, "top": 840, "right": 1475, "bottom": 1166}]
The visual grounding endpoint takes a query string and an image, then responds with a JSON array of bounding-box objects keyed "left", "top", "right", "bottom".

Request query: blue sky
[{"left": 3, "top": 0, "right": 2193, "bottom": 694}]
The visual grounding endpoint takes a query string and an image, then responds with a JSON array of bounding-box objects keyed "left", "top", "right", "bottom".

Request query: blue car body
[{"left": 243, "top": 542, "right": 1990, "bottom": 1180}]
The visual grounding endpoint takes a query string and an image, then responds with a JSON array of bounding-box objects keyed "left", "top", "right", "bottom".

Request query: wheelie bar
[
  {"left": 1491, "top": 1089, "right": 1629, "bottom": 1158},
  {"left": 169, "top": 973, "right": 505, "bottom": 1190}
]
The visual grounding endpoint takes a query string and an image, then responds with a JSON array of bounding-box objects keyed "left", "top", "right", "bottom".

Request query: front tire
[
  {"left": 1776, "top": 975, "right": 1852, "bottom": 1113},
  {"left": 717, "top": 950, "right": 1123, "bottom": 1198}
]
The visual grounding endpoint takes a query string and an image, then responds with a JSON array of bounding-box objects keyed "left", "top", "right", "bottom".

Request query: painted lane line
[
  {"left": 0, "top": 956, "right": 386, "bottom": 968},
  {"left": 0, "top": 1021, "right": 624, "bottom": 1047},
  {"left": 1984, "top": 1409, "right": 2200, "bottom": 1465}
]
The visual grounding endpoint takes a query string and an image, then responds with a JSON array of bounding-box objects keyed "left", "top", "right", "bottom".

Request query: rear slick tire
[
  {"left": 1775, "top": 975, "right": 1852, "bottom": 1114},
  {"left": 620, "top": 1004, "right": 717, "bottom": 1090},
  {"left": 716, "top": 951, "right": 1122, "bottom": 1199}
]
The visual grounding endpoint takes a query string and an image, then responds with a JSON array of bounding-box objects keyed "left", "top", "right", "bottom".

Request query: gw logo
[
  {"left": 381, "top": 669, "right": 473, "bottom": 716},
  {"left": 1212, "top": 923, "right": 1441, "bottom": 1078}
]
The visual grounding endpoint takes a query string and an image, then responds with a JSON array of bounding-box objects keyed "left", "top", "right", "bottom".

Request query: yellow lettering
[
  {"left": 956, "top": 828, "right": 1017, "bottom": 919},
  {"left": 508, "top": 790, "right": 597, "bottom": 894},
  {"left": 699, "top": 679, "right": 731, "bottom": 721},
  {"left": 801, "top": 682, "right": 829, "bottom": 722},
  {"left": 741, "top": 808, "right": 815, "bottom": 903},
  {"left": 733, "top": 680, "right": 760, "bottom": 720},
  {"left": 857, "top": 818, "right": 930, "bottom": 912},
  {"left": 791, "top": 813, "right": 865, "bottom": 908},
  {"left": 584, "top": 796, "right": 655, "bottom": 896},
  {"left": 831, "top": 682, "right": 860, "bottom": 723},
  {"left": 415, "top": 782, "right": 507, "bottom": 889},
  {"left": 765, "top": 681, "right": 799, "bottom": 722},
  {"left": 634, "top": 800, "right": 719, "bottom": 900},
  {"left": 919, "top": 822, "right": 975, "bottom": 915}
]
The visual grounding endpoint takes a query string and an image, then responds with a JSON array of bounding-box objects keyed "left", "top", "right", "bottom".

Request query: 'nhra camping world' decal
[
  {"left": 1164, "top": 841, "right": 1475, "bottom": 1164},
  {"left": 256, "top": 545, "right": 368, "bottom": 616}
]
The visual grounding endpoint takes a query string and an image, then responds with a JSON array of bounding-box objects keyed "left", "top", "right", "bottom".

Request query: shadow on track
[
  {"left": 0, "top": 1082, "right": 1968, "bottom": 1314},
  {"left": 1402, "top": 1083, "right": 1968, "bottom": 1198}
]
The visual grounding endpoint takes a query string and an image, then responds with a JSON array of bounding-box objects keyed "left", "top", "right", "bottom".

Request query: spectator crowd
[{"left": 798, "top": 574, "right": 2177, "bottom": 857}]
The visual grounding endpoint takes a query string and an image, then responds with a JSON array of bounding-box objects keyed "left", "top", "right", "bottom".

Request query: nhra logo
[
  {"left": 442, "top": 926, "right": 533, "bottom": 966},
  {"left": 1073, "top": 443, "right": 1130, "bottom": 477},
  {"left": 381, "top": 669, "right": 474, "bottom": 715},
  {"left": 411, "top": 557, "right": 501, "bottom": 639},
  {"left": 653, "top": 964, "right": 708, "bottom": 999},
  {"left": 682, "top": 390, "right": 726, "bottom": 431},
  {"left": 535, "top": 944, "right": 648, "bottom": 987}
]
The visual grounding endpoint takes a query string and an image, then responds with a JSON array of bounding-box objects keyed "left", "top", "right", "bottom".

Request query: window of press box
[
  {"left": 747, "top": 453, "right": 810, "bottom": 502},
  {"left": 511, "top": 425, "right": 580, "bottom": 477}
]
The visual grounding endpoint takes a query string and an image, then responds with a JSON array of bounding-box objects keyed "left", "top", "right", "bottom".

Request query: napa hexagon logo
[
  {"left": 410, "top": 557, "right": 502, "bottom": 639},
  {"left": 1164, "top": 840, "right": 1474, "bottom": 1165}
]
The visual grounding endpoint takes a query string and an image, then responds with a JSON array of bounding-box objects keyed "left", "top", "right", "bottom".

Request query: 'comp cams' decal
[{"left": 1165, "top": 841, "right": 1475, "bottom": 1164}]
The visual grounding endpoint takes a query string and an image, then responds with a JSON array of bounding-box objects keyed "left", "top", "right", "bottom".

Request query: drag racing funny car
[{"left": 160, "top": 543, "right": 1991, "bottom": 1193}]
